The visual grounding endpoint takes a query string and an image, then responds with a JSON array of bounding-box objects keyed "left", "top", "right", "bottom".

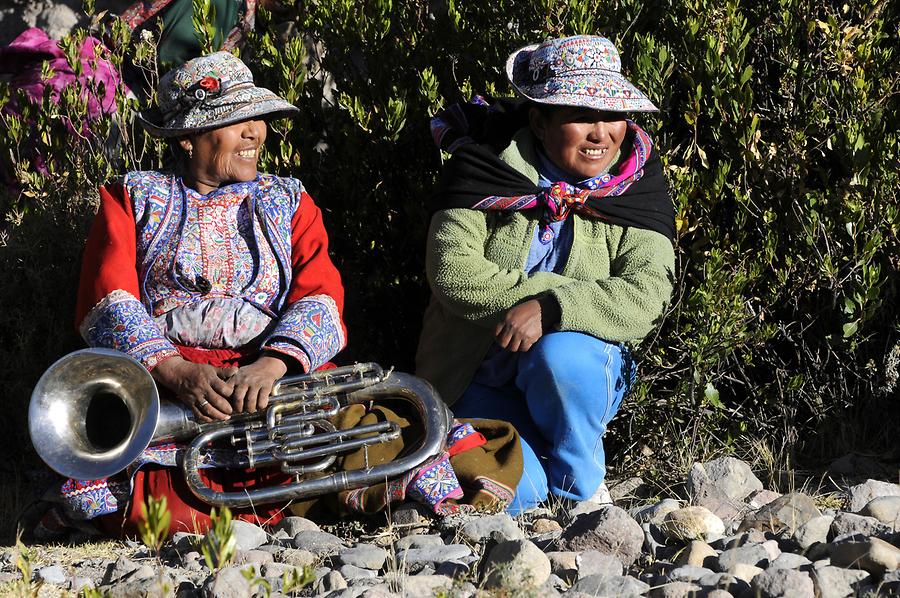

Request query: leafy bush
[{"left": 1, "top": 0, "right": 897, "bottom": 486}]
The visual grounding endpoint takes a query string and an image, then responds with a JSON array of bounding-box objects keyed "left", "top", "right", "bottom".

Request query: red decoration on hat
[{"left": 198, "top": 76, "right": 220, "bottom": 92}]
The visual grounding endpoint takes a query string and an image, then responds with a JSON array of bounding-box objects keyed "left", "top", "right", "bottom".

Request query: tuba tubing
[
  {"left": 29, "top": 349, "right": 451, "bottom": 507},
  {"left": 182, "top": 372, "right": 450, "bottom": 508}
]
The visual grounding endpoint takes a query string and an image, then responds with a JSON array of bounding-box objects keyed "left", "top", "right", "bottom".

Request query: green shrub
[{"left": 1, "top": 0, "right": 897, "bottom": 493}]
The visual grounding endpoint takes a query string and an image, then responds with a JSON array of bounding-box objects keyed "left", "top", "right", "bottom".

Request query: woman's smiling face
[
  {"left": 180, "top": 119, "right": 267, "bottom": 194},
  {"left": 529, "top": 105, "right": 628, "bottom": 179}
]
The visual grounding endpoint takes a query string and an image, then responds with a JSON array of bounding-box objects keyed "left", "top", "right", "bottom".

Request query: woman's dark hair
[
  {"left": 529, "top": 101, "right": 558, "bottom": 120},
  {"left": 164, "top": 139, "right": 189, "bottom": 174}
]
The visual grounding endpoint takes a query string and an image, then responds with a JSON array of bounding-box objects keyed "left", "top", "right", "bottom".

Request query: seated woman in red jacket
[{"left": 57, "top": 51, "right": 346, "bottom": 536}]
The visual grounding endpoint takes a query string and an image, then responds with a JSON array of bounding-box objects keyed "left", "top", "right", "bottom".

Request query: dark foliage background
[{"left": 1, "top": 0, "right": 897, "bottom": 512}]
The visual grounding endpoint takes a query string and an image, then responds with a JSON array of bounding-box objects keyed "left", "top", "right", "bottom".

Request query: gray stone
[
  {"left": 338, "top": 564, "right": 377, "bottom": 580},
  {"left": 859, "top": 495, "right": 900, "bottom": 524},
  {"left": 260, "top": 562, "right": 302, "bottom": 579},
  {"left": 810, "top": 565, "right": 872, "bottom": 598},
  {"left": 172, "top": 532, "right": 202, "bottom": 554},
  {"left": 482, "top": 539, "right": 551, "bottom": 589},
  {"left": 335, "top": 545, "right": 388, "bottom": 570},
  {"left": 747, "top": 489, "right": 782, "bottom": 509},
  {"left": 648, "top": 580, "right": 703, "bottom": 598},
  {"left": 394, "top": 574, "right": 452, "bottom": 595},
  {"left": 739, "top": 492, "right": 820, "bottom": 534},
  {"left": 576, "top": 550, "right": 624, "bottom": 580},
  {"left": 642, "top": 522, "right": 667, "bottom": 558},
  {"left": 532, "top": 518, "right": 563, "bottom": 534},
  {"left": 36, "top": 3, "right": 79, "bottom": 39},
  {"left": 279, "top": 548, "right": 316, "bottom": 568},
  {"left": 704, "top": 591, "right": 735, "bottom": 598},
  {"left": 697, "top": 571, "right": 749, "bottom": 595},
  {"left": 200, "top": 566, "right": 252, "bottom": 598},
  {"left": 271, "top": 516, "right": 319, "bottom": 537},
  {"left": 36, "top": 565, "right": 67, "bottom": 585},
  {"left": 769, "top": 552, "right": 811, "bottom": 569},
  {"left": 130, "top": 565, "right": 156, "bottom": 581},
  {"left": 69, "top": 577, "right": 95, "bottom": 592},
  {"left": 389, "top": 501, "right": 432, "bottom": 533},
  {"left": 396, "top": 544, "right": 472, "bottom": 567},
  {"left": 829, "top": 511, "right": 893, "bottom": 541},
  {"left": 847, "top": 479, "right": 900, "bottom": 513},
  {"left": 720, "top": 528, "right": 768, "bottom": 549},
  {"left": 103, "top": 556, "right": 141, "bottom": 584},
  {"left": 434, "top": 560, "right": 471, "bottom": 578},
  {"left": 792, "top": 515, "right": 834, "bottom": 549},
  {"left": 459, "top": 512, "right": 525, "bottom": 543},
  {"left": 254, "top": 544, "right": 284, "bottom": 558},
  {"left": 883, "top": 569, "right": 900, "bottom": 594},
  {"left": 751, "top": 567, "right": 814, "bottom": 598},
  {"left": 673, "top": 540, "right": 717, "bottom": 568},
  {"left": 235, "top": 549, "right": 273, "bottom": 566},
  {"left": 313, "top": 570, "right": 347, "bottom": 593},
  {"left": 547, "top": 551, "right": 578, "bottom": 582},
  {"left": 716, "top": 542, "right": 772, "bottom": 571},
  {"left": 828, "top": 537, "right": 900, "bottom": 574},
  {"left": 660, "top": 506, "right": 726, "bottom": 542},
  {"left": 109, "top": 573, "right": 177, "bottom": 598},
  {"left": 570, "top": 500, "right": 604, "bottom": 518},
  {"left": 394, "top": 534, "right": 443, "bottom": 551},
  {"left": 666, "top": 565, "right": 715, "bottom": 582},
  {"left": 569, "top": 574, "right": 650, "bottom": 597},
  {"left": 686, "top": 458, "right": 759, "bottom": 522},
  {"left": 292, "top": 530, "right": 345, "bottom": 556},
  {"left": 609, "top": 477, "right": 647, "bottom": 502},
  {"left": 230, "top": 521, "right": 268, "bottom": 552},
  {"left": 557, "top": 505, "right": 644, "bottom": 566},
  {"left": 726, "top": 563, "right": 763, "bottom": 583},
  {"left": 688, "top": 457, "right": 763, "bottom": 502},
  {"left": 633, "top": 498, "right": 682, "bottom": 524}
]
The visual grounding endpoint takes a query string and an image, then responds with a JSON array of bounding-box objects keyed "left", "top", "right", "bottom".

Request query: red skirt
[{"left": 95, "top": 344, "right": 333, "bottom": 537}]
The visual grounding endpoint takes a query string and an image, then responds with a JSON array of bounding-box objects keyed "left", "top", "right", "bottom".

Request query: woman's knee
[{"left": 519, "top": 332, "right": 625, "bottom": 395}]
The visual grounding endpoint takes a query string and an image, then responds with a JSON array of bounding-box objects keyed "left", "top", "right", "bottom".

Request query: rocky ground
[{"left": 1, "top": 456, "right": 898, "bottom": 597}]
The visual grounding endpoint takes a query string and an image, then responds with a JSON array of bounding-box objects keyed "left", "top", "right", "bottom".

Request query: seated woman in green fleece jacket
[{"left": 416, "top": 35, "right": 676, "bottom": 511}]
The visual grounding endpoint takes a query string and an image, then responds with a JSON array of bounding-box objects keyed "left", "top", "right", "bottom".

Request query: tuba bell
[{"left": 29, "top": 348, "right": 450, "bottom": 508}]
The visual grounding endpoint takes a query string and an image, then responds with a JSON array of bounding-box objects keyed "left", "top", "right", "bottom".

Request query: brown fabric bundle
[{"left": 287, "top": 402, "right": 522, "bottom": 518}]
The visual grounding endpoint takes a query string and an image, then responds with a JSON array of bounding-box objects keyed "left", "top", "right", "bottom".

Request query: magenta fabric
[{"left": 0, "top": 27, "right": 120, "bottom": 124}]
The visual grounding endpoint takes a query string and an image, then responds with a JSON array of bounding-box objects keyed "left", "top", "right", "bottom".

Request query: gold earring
[{"left": 188, "top": 147, "right": 193, "bottom": 159}]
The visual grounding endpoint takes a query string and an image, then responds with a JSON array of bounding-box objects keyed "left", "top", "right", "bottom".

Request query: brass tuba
[{"left": 29, "top": 348, "right": 450, "bottom": 508}]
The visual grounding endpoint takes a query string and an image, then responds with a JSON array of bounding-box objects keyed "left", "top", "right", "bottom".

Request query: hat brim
[
  {"left": 505, "top": 44, "right": 659, "bottom": 113},
  {"left": 137, "top": 85, "right": 300, "bottom": 138}
]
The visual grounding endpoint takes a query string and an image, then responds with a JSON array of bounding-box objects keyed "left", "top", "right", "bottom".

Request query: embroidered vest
[{"left": 125, "top": 171, "right": 300, "bottom": 316}]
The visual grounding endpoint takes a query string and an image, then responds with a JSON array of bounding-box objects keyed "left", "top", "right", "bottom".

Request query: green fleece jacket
[{"left": 415, "top": 129, "right": 676, "bottom": 406}]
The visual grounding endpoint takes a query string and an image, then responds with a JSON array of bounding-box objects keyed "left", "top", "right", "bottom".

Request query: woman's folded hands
[
  {"left": 494, "top": 295, "right": 561, "bottom": 352},
  {"left": 226, "top": 353, "right": 289, "bottom": 414},
  {"left": 152, "top": 352, "right": 290, "bottom": 423}
]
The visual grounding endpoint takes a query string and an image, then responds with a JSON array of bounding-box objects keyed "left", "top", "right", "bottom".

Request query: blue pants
[{"left": 452, "top": 332, "right": 633, "bottom": 512}]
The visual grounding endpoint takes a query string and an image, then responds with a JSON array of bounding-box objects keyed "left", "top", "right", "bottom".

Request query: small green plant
[
  {"left": 78, "top": 586, "right": 111, "bottom": 597},
  {"left": 201, "top": 507, "right": 237, "bottom": 571},
  {"left": 137, "top": 494, "right": 171, "bottom": 555},
  {"left": 282, "top": 566, "right": 315, "bottom": 594},
  {"left": 10, "top": 538, "right": 41, "bottom": 598},
  {"left": 191, "top": 0, "right": 219, "bottom": 55},
  {"left": 241, "top": 566, "right": 271, "bottom": 595}
]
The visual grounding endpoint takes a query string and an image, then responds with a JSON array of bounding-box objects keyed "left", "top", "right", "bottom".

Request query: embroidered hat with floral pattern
[
  {"left": 506, "top": 35, "right": 658, "bottom": 113},
  {"left": 137, "top": 51, "right": 299, "bottom": 137}
]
